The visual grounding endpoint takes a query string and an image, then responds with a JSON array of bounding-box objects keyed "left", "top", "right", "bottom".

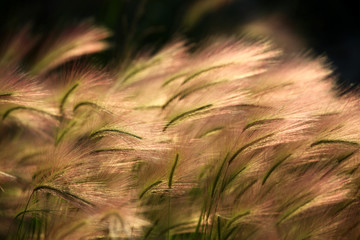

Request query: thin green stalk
[
  {"left": 90, "top": 128, "right": 142, "bottom": 139},
  {"left": 90, "top": 148, "right": 135, "bottom": 154},
  {"left": 277, "top": 198, "right": 314, "bottom": 225},
  {"left": 228, "top": 133, "right": 275, "bottom": 164},
  {"left": 194, "top": 208, "right": 204, "bottom": 238},
  {"left": 139, "top": 180, "right": 163, "bottom": 199},
  {"left": 0, "top": 92, "right": 12, "bottom": 97},
  {"left": 162, "top": 82, "right": 221, "bottom": 109},
  {"left": 181, "top": 64, "right": 230, "bottom": 85},
  {"left": 262, "top": 154, "right": 291, "bottom": 185},
  {"left": 55, "top": 120, "right": 77, "bottom": 145},
  {"left": 221, "top": 166, "right": 246, "bottom": 192},
  {"left": 205, "top": 154, "right": 229, "bottom": 239},
  {"left": 198, "top": 127, "right": 224, "bottom": 138},
  {"left": 163, "top": 104, "right": 212, "bottom": 131},
  {"left": 33, "top": 185, "right": 95, "bottom": 208},
  {"left": 159, "top": 221, "right": 195, "bottom": 236},
  {"left": 162, "top": 73, "right": 187, "bottom": 87},
  {"left": 243, "top": 118, "right": 284, "bottom": 131},
  {"left": 310, "top": 139, "right": 359, "bottom": 147},
  {"left": 234, "top": 179, "right": 257, "bottom": 201},
  {"left": 225, "top": 210, "right": 250, "bottom": 229},
  {"left": 73, "top": 101, "right": 101, "bottom": 112},
  {"left": 56, "top": 221, "right": 86, "bottom": 240},
  {"left": 2, "top": 106, "right": 59, "bottom": 120},
  {"left": 121, "top": 59, "right": 159, "bottom": 83},
  {"left": 59, "top": 83, "right": 79, "bottom": 115},
  {"left": 168, "top": 154, "right": 179, "bottom": 188},
  {"left": 217, "top": 216, "right": 221, "bottom": 240},
  {"left": 143, "top": 219, "right": 159, "bottom": 240}
]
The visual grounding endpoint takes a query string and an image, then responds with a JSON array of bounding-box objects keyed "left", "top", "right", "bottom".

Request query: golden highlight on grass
[{"left": 1, "top": 23, "right": 360, "bottom": 240}]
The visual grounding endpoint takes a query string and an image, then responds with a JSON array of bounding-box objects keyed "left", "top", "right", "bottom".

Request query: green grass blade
[
  {"left": 262, "top": 154, "right": 291, "bottom": 185},
  {"left": 162, "top": 82, "right": 221, "bottom": 109},
  {"left": 60, "top": 83, "right": 79, "bottom": 115},
  {"left": 235, "top": 179, "right": 257, "bottom": 200},
  {"left": 73, "top": 101, "right": 101, "bottom": 112},
  {"left": 243, "top": 118, "right": 284, "bottom": 131},
  {"left": 310, "top": 139, "right": 359, "bottom": 147},
  {"left": 225, "top": 210, "right": 250, "bottom": 228},
  {"left": 211, "top": 153, "right": 229, "bottom": 198},
  {"left": 168, "top": 154, "right": 179, "bottom": 188},
  {"left": 181, "top": 64, "right": 230, "bottom": 85},
  {"left": 139, "top": 180, "right": 163, "bottom": 199},
  {"left": 121, "top": 59, "right": 160, "bottom": 83},
  {"left": 162, "top": 73, "right": 187, "bottom": 87},
  {"left": 198, "top": 127, "right": 224, "bottom": 138},
  {"left": 90, "top": 148, "right": 135, "bottom": 154},
  {"left": 2, "top": 106, "right": 59, "bottom": 120},
  {"left": 90, "top": 128, "right": 143, "bottom": 139},
  {"left": 0, "top": 92, "right": 12, "bottom": 97},
  {"left": 163, "top": 104, "right": 212, "bottom": 131},
  {"left": 159, "top": 221, "right": 195, "bottom": 236},
  {"left": 33, "top": 185, "right": 95, "bottom": 208},
  {"left": 229, "top": 133, "right": 275, "bottom": 164}
]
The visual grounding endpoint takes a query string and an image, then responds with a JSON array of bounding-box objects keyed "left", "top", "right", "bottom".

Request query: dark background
[{"left": 1, "top": 0, "right": 359, "bottom": 88}]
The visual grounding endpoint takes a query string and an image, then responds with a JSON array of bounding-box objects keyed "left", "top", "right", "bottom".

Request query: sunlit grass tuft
[{"left": 1, "top": 23, "right": 360, "bottom": 239}]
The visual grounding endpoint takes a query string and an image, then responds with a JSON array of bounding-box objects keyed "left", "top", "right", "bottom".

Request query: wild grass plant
[{"left": 1, "top": 23, "right": 360, "bottom": 239}]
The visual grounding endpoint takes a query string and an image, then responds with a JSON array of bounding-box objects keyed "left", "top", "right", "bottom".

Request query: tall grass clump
[{"left": 1, "top": 23, "right": 360, "bottom": 239}]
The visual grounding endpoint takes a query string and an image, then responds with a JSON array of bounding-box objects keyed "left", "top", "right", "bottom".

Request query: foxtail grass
[{"left": 1, "top": 23, "right": 360, "bottom": 240}]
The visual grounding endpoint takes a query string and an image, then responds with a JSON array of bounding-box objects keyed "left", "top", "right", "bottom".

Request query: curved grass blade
[
  {"left": 14, "top": 209, "right": 54, "bottom": 220},
  {"left": 162, "top": 73, "right": 187, "bottom": 87},
  {"left": 90, "top": 148, "right": 135, "bottom": 154},
  {"left": 0, "top": 92, "right": 12, "bottom": 97},
  {"left": 60, "top": 83, "right": 79, "bottom": 115},
  {"left": 181, "top": 64, "right": 230, "bottom": 85},
  {"left": 55, "top": 120, "right": 77, "bottom": 145},
  {"left": 194, "top": 208, "right": 204, "bottom": 236},
  {"left": 2, "top": 106, "right": 59, "bottom": 120},
  {"left": 224, "top": 226, "right": 237, "bottom": 240},
  {"left": 198, "top": 127, "right": 224, "bottom": 138},
  {"left": 221, "top": 166, "right": 247, "bottom": 192},
  {"left": 162, "top": 82, "right": 221, "bottom": 109},
  {"left": 225, "top": 210, "right": 250, "bottom": 229},
  {"left": 30, "top": 25, "right": 110, "bottom": 75},
  {"left": 211, "top": 153, "right": 229, "bottom": 198},
  {"left": 243, "top": 118, "right": 284, "bottom": 131},
  {"left": 33, "top": 185, "right": 95, "bottom": 208},
  {"left": 122, "top": 59, "right": 160, "bottom": 83},
  {"left": 139, "top": 180, "right": 163, "bottom": 199},
  {"left": 229, "top": 133, "right": 275, "bottom": 164},
  {"left": 144, "top": 219, "right": 159, "bottom": 240},
  {"left": 168, "top": 154, "right": 179, "bottom": 188},
  {"left": 163, "top": 104, "right": 212, "bottom": 131},
  {"left": 90, "top": 128, "right": 142, "bottom": 140},
  {"left": 57, "top": 221, "right": 86, "bottom": 240},
  {"left": 262, "top": 154, "right": 291, "bottom": 185},
  {"left": 337, "top": 151, "right": 355, "bottom": 164},
  {"left": 224, "top": 103, "right": 272, "bottom": 111},
  {"left": 159, "top": 221, "right": 196, "bottom": 236},
  {"left": 235, "top": 179, "right": 257, "bottom": 200},
  {"left": 277, "top": 199, "right": 313, "bottom": 225},
  {"left": 310, "top": 139, "right": 359, "bottom": 147},
  {"left": 73, "top": 101, "right": 101, "bottom": 112}
]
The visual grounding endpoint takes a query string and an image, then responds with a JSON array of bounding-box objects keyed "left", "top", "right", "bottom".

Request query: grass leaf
[
  {"left": 163, "top": 104, "right": 212, "bottom": 131},
  {"left": 139, "top": 180, "right": 163, "bottom": 199},
  {"left": 168, "top": 154, "right": 179, "bottom": 188}
]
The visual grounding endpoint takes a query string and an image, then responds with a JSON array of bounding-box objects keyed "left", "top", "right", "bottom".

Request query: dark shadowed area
[{"left": 1, "top": 0, "right": 359, "bottom": 87}]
